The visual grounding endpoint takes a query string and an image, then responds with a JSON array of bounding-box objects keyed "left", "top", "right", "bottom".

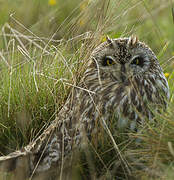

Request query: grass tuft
[{"left": 0, "top": 0, "right": 174, "bottom": 179}]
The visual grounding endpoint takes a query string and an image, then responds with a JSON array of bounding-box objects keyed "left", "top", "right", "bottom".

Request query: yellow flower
[
  {"left": 79, "top": 20, "right": 85, "bottom": 26},
  {"left": 48, "top": 0, "right": 56, "bottom": 6},
  {"left": 164, "top": 72, "right": 170, "bottom": 78}
]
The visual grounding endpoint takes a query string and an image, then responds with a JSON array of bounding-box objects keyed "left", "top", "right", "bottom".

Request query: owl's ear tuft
[
  {"left": 106, "top": 35, "right": 114, "bottom": 47},
  {"left": 106, "top": 35, "right": 112, "bottom": 43},
  {"left": 128, "top": 35, "right": 138, "bottom": 47}
]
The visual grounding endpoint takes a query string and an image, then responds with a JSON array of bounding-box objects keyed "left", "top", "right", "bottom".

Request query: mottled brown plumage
[{"left": 0, "top": 36, "right": 169, "bottom": 179}]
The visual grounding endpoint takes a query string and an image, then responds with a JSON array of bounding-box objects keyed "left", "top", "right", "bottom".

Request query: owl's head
[{"left": 90, "top": 36, "right": 164, "bottom": 85}]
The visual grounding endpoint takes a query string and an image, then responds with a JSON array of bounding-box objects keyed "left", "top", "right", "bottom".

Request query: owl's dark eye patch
[
  {"left": 102, "top": 56, "right": 116, "bottom": 66},
  {"left": 131, "top": 56, "right": 144, "bottom": 67}
]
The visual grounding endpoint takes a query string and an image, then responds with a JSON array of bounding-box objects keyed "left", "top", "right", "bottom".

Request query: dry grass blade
[{"left": 0, "top": 0, "right": 173, "bottom": 180}]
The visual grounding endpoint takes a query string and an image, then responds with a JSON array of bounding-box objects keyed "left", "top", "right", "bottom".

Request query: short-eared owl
[{"left": 0, "top": 36, "right": 169, "bottom": 179}]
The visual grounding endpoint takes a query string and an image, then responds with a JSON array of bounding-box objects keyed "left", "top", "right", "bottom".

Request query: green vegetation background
[{"left": 0, "top": 0, "right": 174, "bottom": 179}]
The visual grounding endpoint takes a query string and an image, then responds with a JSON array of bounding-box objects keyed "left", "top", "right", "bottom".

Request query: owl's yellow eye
[
  {"left": 131, "top": 56, "right": 144, "bottom": 67},
  {"left": 135, "top": 58, "right": 139, "bottom": 65},
  {"left": 106, "top": 59, "right": 115, "bottom": 66},
  {"left": 102, "top": 56, "right": 116, "bottom": 66},
  {"left": 132, "top": 58, "right": 140, "bottom": 65}
]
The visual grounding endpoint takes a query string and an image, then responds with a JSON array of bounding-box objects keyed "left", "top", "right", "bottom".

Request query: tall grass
[{"left": 0, "top": 0, "right": 174, "bottom": 179}]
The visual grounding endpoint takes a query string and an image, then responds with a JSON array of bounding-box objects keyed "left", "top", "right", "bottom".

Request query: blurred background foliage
[
  {"left": 0, "top": 0, "right": 174, "bottom": 179},
  {"left": 0, "top": 0, "right": 173, "bottom": 67}
]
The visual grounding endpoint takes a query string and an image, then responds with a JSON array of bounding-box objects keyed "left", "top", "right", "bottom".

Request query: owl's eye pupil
[
  {"left": 102, "top": 56, "right": 115, "bottom": 66},
  {"left": 106, "top": 59, "right": 114, "bottom": 65},
  {"left": 131, "top": 56, "right": 144, "bottom": 67}
]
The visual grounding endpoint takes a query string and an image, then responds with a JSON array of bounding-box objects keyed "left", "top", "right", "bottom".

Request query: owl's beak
[{"left": 120, "top": 65, "right": 127, "bottom": 83}]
